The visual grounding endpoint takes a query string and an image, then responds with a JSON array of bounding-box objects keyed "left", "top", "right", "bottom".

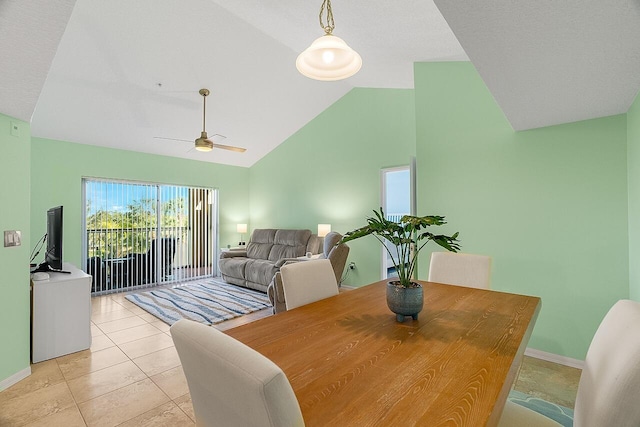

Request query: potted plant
[{"left": 339, "top": 208, "right": 461, "bottom": 322}]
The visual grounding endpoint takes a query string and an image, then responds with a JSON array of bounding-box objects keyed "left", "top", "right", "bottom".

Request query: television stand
[
  {"left": 31, "top": 263, "right": 92, "bottom": 362},
  {"left": 32, "top": 262, "right": 71, "bottom": 274}
]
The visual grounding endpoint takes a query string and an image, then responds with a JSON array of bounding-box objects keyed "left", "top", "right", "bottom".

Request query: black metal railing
[
  {"left": 86, "top": 226, "right": 187, "bottom": 260},
  {"left": 85, "top": 226, "right": 214, "bottom": 294}
]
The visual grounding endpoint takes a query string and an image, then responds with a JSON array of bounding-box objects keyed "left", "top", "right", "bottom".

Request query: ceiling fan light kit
[
  {"left": 297, "top": 0, "right": 362, "bottom": 81},
  {"left": 195, "top": 89, "right": 214, "bottom": 152},
  {"left": 195, "top": 132, "right": 213, "bottom": 152}
]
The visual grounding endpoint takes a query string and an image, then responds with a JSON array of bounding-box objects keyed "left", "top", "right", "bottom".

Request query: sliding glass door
[{"left": 82, "top": 178, "right": 218, "bottom": 294}]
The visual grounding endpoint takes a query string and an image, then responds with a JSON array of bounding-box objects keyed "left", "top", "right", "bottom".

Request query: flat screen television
[{"left": 34, "top": 206, "right": 67, "bottom": 273}]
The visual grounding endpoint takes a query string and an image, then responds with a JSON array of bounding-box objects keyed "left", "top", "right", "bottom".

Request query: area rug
[
  {"left": 125, "top": 279, "right": 271, "bottom": 326},
  {"left": 507, "top": 390, "right": 574, "bottom": 427}
]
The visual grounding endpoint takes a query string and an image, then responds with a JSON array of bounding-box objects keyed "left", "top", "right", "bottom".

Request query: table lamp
[
  {"left": 318, "top": 224, "right": 331, "bottom": 238},
  {"left": 237, "top": 224, "right": 247, "bottom": 246}
]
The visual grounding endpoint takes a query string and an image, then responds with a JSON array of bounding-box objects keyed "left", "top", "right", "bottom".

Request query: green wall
[
  {"left": 2, "top": 64, "right": 637, "bottom": 386},
  {"left": 628, "top": 91, "right": 640, "bottom": 301},
  {"left": 414, "top": 62, "right": 629, "bottom": 359},
  {"left": 249, "top": 88, "right": 416, "bottom": 286},
  {"left": 0, "top": 114, "right": 31, "bottom": 384},
  {"left": 30, "top": 138, "right": 250, "bottom": 269}
]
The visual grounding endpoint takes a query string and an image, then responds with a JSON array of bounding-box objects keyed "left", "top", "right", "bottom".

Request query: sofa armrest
[
  {"left": 220, "top": 250, "right": 247, "bottom": 259},
  {"left": 275, "top": 258, "right": 302, "bottom": 268},
  {"left": 268, "top": 272, "right": 288, "bottom": 314},
  {"left": 275, "top": 255, "right": 326, "bottom": 268}
]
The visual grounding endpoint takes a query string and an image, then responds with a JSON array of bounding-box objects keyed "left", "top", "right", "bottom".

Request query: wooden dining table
[{"left": 225, "top": 280, "right": 541, "bottom": 427}]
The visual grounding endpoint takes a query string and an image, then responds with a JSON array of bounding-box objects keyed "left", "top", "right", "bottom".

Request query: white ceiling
[
  {"left": 1, "top": 1, "right": 639, "bottom": 167},
  {"left": 434, "top": 0, "right": 640, "bottom": 131},
  {"left": 0, "top": 0, "right": 76, "bottom": 124}
]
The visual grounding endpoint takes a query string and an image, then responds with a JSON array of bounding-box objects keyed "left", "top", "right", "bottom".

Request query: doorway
[{"left": 380, "top": 160, "right": 415, "bottom": 279}]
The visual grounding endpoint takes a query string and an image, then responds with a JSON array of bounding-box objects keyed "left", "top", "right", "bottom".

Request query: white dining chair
[
  {"left": 428, "top": 251, "right": 492, "bottom": 289},
  {"left": 499, "top": 299, "right": 640, "bottom": 427},
  {"left": 281, "top": 258, "right": 338, "bottom": 310},
  {"left": 170, "top": 319, "right": 305, "bottom": 427}
]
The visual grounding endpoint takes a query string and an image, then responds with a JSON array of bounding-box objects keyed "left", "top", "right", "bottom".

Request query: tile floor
[
  {"left": 0, "top": 289, "right": 581, "bottom": 426},
  {"left": 513, "top": 355, "right": 582, "bottom": 409}
]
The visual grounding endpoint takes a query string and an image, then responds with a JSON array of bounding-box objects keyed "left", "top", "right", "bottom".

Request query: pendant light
[{"left": 296, "top": 0, "right": 362, "bottom": 81}]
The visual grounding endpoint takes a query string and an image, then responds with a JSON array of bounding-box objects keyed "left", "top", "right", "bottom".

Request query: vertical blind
[{"left": 83, "top": 178, "right": 217, "bottom": 294}]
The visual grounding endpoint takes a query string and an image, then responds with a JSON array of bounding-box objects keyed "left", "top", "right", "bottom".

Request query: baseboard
[
  {"left": 525, "top": 348, "right": 584, "bottom": 369},
  {"left": 0, "top": 366, "right": 31, "bottom": 392}
]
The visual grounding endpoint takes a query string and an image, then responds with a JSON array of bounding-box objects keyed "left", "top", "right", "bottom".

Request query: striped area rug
[
  {"left": 507, "top": 390, "right": 574, "bottom": 426},
  {"left": 125, "top": 279, "right": 272, "bottom": 326}
]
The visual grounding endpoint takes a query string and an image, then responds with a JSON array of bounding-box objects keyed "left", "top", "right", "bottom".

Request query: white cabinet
[{"left": 31, "top": 263, "right": 92, "bottom": 363}]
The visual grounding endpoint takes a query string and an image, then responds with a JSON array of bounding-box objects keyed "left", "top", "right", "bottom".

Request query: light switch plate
[{"left": 4, "top": 230, "right": 21, "bottom": 247}]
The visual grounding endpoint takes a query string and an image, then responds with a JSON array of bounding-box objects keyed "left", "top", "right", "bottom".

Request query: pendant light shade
[
  {"left": 297, "top": 0, "right": 361, "bottom": 81},
  {"left": 296, "top": 34, "right": 362, "bottom": 81}
]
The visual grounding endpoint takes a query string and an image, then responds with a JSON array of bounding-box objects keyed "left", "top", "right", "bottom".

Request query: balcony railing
[
  {"left": 386, "top": 213, "right": 407, "bottom": 223},
  {"left": 86, "top": 226, "right": 187, "bottom": 261},
  {"left": 85, "top": 226, "right": 215, "bottom": 294}
]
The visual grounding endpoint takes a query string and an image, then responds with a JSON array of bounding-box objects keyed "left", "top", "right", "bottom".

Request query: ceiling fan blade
[
  {"left": 156, "top": 90, "right": 241, "bottom": 154},
  {"left": 211, "top": 142, "right": 247, "bottom": 153},
  {"left": 153, "top": 136, "right": 192, "bottom": 143}
]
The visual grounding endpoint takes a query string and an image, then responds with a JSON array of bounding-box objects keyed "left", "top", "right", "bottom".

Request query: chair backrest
[
  {"left": 281, "top": 259, "right": 338, "bottom": 310},
  {"left": 322, "top": 232, "right": 350, "bottom": 284},
  {"left": 306, "top": 234, "right": 324, "bottom": 255},
  {"left": 170, "top": 319, "right": 304, "bottom": 427},
  {"left": 428, "top": 252, "right": 492, "bottom": 289},
  {"left": 573, "top": 299, "right": 640, "bottom": 427},
  {"left": 149, "top": 237, "right": 177, "bottom": 258},
  {"left": 86, "top": 257, "right": 105, "bottom": 292}
]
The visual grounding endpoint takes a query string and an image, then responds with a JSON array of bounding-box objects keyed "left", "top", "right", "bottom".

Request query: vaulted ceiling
[{"left": 1, "top": 1, "right": 639, "bottom": 167}]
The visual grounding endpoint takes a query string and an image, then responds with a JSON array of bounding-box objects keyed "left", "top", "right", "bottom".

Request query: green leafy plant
[{"left": 339, "top": 208, "right": 461, "bottom": 287}]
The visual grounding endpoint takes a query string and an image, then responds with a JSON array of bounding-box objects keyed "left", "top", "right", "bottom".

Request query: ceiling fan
[{"left": 154, "top": 88, "right": 246, "bottom": 153}]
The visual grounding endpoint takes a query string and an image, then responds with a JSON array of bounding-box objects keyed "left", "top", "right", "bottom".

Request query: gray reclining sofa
[{"left": 218, "top": 229, "right": 322, "bottom": 293}]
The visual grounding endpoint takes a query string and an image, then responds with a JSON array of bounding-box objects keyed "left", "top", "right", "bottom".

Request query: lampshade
[
  {"left": 296, "top": 34, "right": 362, "bottom": 81},
  {"left": 318, "top": 224, "right": 332, "bottom": 237},
  {"left": 237, "top": 224, "right": 247, "bottom": 234},
  {"left": 297, "top": 0, "right": 362, "bottom": 81}
]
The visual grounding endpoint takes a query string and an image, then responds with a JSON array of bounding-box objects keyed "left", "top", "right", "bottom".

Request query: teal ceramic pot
[{"left": 386, "top": 281, "right": 423, "bottom": 322}]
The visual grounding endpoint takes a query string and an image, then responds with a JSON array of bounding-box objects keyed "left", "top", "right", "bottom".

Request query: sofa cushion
[
  {"left": 245, "top": 259, "right": 279, "bottom": 289},
  {"left": 247, "top": 229, "right": 276, "bottom": 260},
  {"left": 306, "top": 235, "right": 324, "bottom": 255},
  {"left": 218, "top": 257, "right": 248, "bottom": 280},
  {"left": 268, "top": 229, "right": 311, "bottom": 262}
]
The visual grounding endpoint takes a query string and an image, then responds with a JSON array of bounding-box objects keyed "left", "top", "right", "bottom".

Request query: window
[{"left": 83, "top": 179, "right": 217, "bottom": 294}]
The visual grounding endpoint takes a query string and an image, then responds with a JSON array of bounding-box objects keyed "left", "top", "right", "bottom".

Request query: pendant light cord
[{"left": 319, "top": 0, "right": 335, "bottom": 35}]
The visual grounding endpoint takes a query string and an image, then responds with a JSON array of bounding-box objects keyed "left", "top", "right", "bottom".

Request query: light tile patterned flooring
[{"left": 1, "top": 289, "right": 580, "bottom": 426}]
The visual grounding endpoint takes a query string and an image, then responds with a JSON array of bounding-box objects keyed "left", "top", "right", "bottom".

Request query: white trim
[
  {"left": 0, "top": 366, "right": 31, "bottom": 392},
  {"left": 525, "top": 348, "right": 584, "bottom": 369},
  {"left": 409, "top": 157, "right": 416, "bottom": 217}
]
